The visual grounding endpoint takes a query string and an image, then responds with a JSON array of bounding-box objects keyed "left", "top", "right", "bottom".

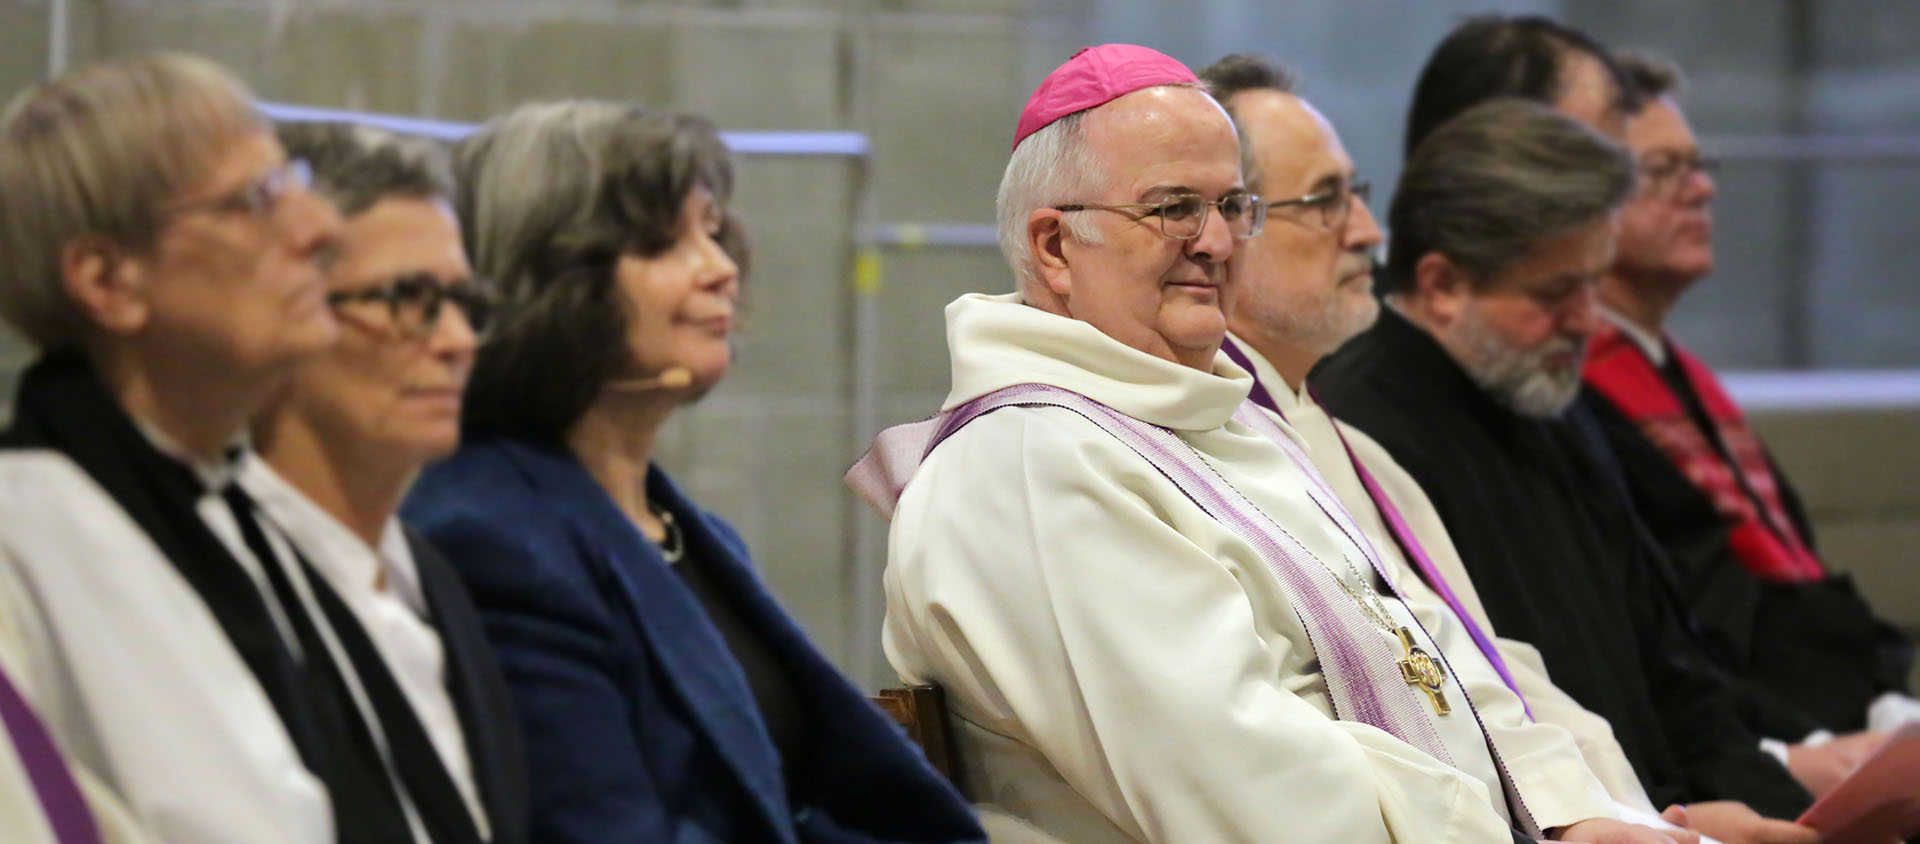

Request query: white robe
[
  {"left": 883, "top": 293, "right": 1615, "bottom": 843},
  {"left": 0, "top": 641, "right": 157, "bottom": 844},
  {"left": 0, "top": 451, "right": 332, "bottom": 844},
  {"left": 1226, "top": 333, "right": 1659, "bottom": 817}
]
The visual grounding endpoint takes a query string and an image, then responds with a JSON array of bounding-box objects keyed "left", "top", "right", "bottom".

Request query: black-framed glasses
[
  {"left": 326, "top": 274, "right": 492, "bottom": 338},
  {"left": 1053, "top": 190, "right": 1266, "bottom": 240},
  {"left": 1265, "top": 179, "right": 1372, "bottom": 231},
  {"left": 1636, "top": 150, "right": 1719, "bottom": 197},
  {"left": 165, "top": 159, "right": 313, "bottom": 222}
]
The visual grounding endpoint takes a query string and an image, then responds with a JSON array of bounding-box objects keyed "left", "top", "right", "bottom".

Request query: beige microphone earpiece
[{"left": 606, "top": 367, "right": 694, "bottom": 392}]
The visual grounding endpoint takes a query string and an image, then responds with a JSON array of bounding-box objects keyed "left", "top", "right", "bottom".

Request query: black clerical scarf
[{"left": 0, "top": 351, "right": 480, "bottom": 844}]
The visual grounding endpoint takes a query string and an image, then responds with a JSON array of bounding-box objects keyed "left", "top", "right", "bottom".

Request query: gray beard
[
  {"left": 1451, "top": 308, "right": 1586, "bottom": 418},
  {"left": 1240, "top": 284, "right": 1379, "bottom": 359}
]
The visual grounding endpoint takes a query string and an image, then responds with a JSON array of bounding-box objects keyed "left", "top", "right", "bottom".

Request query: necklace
[
  {"left": 1326, "top": 554, "right": 1451, "bottom": 716},
  {"left": 648, "top": 501, "right": 685, "bottom": 564}
]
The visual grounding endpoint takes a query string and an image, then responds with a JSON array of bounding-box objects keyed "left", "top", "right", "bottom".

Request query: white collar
[
  {"left": 1599, "top": 306, "right": 1669, "bottom": 367},
  {"left": 1223, "top": 333, "right": 1312, "bottom": 414},
  {"left": 942, "top": 292, "right": 1254, "bottom": 431},
  {"left": 133, "top": 419, "right": 247, "bottom": 491},
  {"left": 237, "top": 458, "right": 426, "bottom": 614}
]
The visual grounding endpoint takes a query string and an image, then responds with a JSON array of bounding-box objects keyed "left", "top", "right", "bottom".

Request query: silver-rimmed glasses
[
  {"left": 164, "top": 159, "right": 314, "bottom": 222},
  {"left": 1054, "top": 190, "right": 1267, "bottom": 240},
  {"left": 1265, "top": 179, "right": 1371, "bottom": 231}
]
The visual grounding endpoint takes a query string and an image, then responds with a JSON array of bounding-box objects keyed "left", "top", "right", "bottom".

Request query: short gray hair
[
  {"left": 0, "top": 53, "right": 263, "bottom": 349},
  {"left": 276, "top": 121, "right": 453, "bottom": 216},
  {"left": 1384, "top": 99, "right": 1633, "bottom": 294},
  {"left": 1615, "top": 50, "right": 1684, "bottom": 102}
]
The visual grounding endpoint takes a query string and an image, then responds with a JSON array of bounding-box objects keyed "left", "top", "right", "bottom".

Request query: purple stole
[
  {"left": 1221, "top": 340, "right": 1532, "bottom": 717},
  {"left": 0, "top": 663, "right": 103, "bottom": 844},
  {"left": 848, "top": 382, "right": 1543, "bottom": 836}
]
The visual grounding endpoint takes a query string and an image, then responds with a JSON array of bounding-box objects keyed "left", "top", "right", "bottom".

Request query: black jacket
[{"left": 1313, "top": 310, "right": 1812, "bottom": 818}]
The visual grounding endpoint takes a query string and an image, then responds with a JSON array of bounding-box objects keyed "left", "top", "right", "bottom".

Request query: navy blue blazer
[{"left": 402, "top": 436, "right": 982, "bottom": 844}]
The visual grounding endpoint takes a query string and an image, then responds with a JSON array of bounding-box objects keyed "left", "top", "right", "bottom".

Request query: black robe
[
  {"left": 1313, "top": 309, "right": 1813, "bottom": 818},
  {"left": 1581, "top": 349, "right": 1914, "bottom": 733}
]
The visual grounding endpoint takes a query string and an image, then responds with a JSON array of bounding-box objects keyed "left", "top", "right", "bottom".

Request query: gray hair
[
  {"left": 1384, "top": 98, "right": 1633, "bottom": 294},
  {"left": 995, "top": 111, "right": 1103, "bottom": 291},
  {"left": 1615, "top": 50, "right": 1685, "bottom": 102},
  {"left": 1198, "top": 53, "right": 1300, "bottom": 189},
  {"left": 276, "top": 121, "right": 453, "bottom": 216},
  {"left": 0, "top": 52, "right": 263, "bottom": 349},
  {"left": 456, "top": 100, "right": 739, "bottom": 442}
]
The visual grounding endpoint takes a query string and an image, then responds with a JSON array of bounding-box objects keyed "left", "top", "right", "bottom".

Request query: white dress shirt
[{"left": 239, "top": 459, "right": 489, "bottom": 837}]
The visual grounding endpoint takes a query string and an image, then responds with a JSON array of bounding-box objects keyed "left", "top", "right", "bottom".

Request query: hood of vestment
[{"left": 941, "top": 292, "right": 1254, "bottom": 431}]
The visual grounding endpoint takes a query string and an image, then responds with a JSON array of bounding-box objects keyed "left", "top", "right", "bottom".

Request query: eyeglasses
[
  {"left": 1636, "top": 150, "right": 1719, "bottom": 197},
  {"left": 1265, "top": 179, "right": 1372, "bottom": 231},
  {"left": 164, "top": 159, "right": 314, "bottom": 222},
  {"left": 1053, "top": 190, "right": 1266, "bottom": 240},
  {"left": 326, "top": 274, "right": 493, "bottom": 339}
]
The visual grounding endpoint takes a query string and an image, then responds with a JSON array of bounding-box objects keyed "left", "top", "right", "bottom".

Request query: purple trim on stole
[
  {"left": 0, "top": 663, "right": 103, "bottom": 844},
  {"left": 1220, "top": 340, "right": 1532, "bottom": 716},
  {"left": 918, "top": 383, "right": 1454, "bottom": 765}
]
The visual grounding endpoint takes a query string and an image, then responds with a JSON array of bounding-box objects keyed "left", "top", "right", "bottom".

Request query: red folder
[{"left": 1797, "top": 721, "right": 1920, "bottom": 844}]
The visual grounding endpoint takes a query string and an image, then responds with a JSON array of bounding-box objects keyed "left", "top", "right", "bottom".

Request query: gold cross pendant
[{"left": 1397, "top": 627, "right": 1450, "bottom": 716}]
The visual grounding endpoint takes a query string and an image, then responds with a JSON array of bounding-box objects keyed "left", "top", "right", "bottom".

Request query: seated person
[
  {"left": 246, "top": 120, "right": 530, "bottom": 843},
  {"left": 1204, "top": 52, "right": 1815, "bottom": 844},
  {"left": 401, "top": 101, "right": 982, "bottom": 844},
  {"left": 1580, "top": 52, "right": 1915, "bottom": 788},
  {"left": 860, "top": 44, "right": 1685, "bottom": 844},
  {"left": 1390, "top": 12, "right": 1893, "bottom": 799},
  {"left": 1312, "top": 100, "right": 1816, "bottom": 844},
  {"left": 1200, "top": 49, "right": 1655, "bottom": 818},
  {"left": 0, "top": 53, "right": 384, "bottom": 842}
]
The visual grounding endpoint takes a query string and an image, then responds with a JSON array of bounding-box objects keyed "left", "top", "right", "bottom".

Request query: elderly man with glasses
[
  {"left": 0, "top": 54, "right": 349, "bottom": 843},
  {"left": 850, "top": 44, "right": 1683, "bottom": 844},
  {"left": 1579, "top": 53, "right": 1919, "bottom": 794}
]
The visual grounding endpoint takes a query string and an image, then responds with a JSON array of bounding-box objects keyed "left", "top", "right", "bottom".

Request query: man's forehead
[
  {"left": 1084, "top": 86, "right": 1239, "bottom": 176},
  {"left": 1551, "top": 52, "right": 1626, "bottom": 140},
  {"left": 1232, "top": 90, "right": 1352, "bottom": 190},
  {"left": 1627, "top": 97, "right": 1697, "bottom": 151}
]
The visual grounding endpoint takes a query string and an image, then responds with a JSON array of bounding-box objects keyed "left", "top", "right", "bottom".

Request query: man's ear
[
  {"left": 60, "top": 236, "right": 150, "bottom": 335},
  {"left": 1413, "top": 251, "right": 1470, "bottom": 328},
  {"left": 1028, "top": 209, "right": 1073, "bottom": 298}
]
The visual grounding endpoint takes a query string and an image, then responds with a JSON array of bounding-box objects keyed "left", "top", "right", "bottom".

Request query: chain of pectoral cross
[{"left": 1325, "top": 554, "right": 1451, "bottom": 716}]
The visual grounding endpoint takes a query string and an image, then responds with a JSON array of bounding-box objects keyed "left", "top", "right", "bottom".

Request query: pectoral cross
[{"left": 1397, "top": 627, "right": 1450, "bottom": 716}]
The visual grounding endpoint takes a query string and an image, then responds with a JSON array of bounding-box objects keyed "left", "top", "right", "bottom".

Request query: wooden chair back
[{"left": 872, "top": 684, "right": 966, "bottom": 797}]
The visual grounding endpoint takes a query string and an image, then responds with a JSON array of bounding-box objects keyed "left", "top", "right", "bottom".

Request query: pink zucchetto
[{"left": 1012, "top": 44, "right": 1201, "bottom": 150}]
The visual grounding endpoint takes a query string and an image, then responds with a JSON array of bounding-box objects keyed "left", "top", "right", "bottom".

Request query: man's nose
[{"left": 1187, "top": 204, "right": 1236, "bottom": 263}]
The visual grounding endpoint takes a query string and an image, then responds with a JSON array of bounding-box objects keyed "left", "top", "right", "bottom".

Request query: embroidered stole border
[{"left": 1583, "top": 325, "right": 1823, "bottom": 583}]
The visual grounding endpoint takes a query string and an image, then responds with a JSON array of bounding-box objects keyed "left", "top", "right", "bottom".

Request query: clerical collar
[
  {"left": 131, "top": 418, "right": 247, "bottom": 491},
  {"left": 1222, "top": 334, "right": 1308, "bottom": 413},
  {"left": 1598, "top": 306, "right": 1669, "bottom": 367}
]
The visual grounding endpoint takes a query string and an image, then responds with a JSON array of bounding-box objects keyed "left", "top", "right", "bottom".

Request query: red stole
[{"left": 1582, "top": 322, "right": 1825, "bottom": 582}]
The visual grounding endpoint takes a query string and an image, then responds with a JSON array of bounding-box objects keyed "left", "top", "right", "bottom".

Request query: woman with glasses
[
  {"left": 0, "top": 54, "right": 353, "bottom": 842},
  {"left": 244, "top": 120, "right": 529, "bottom": 844},
  {"left": 401, "top": 101, "right": 981, "bottom": 844}
]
